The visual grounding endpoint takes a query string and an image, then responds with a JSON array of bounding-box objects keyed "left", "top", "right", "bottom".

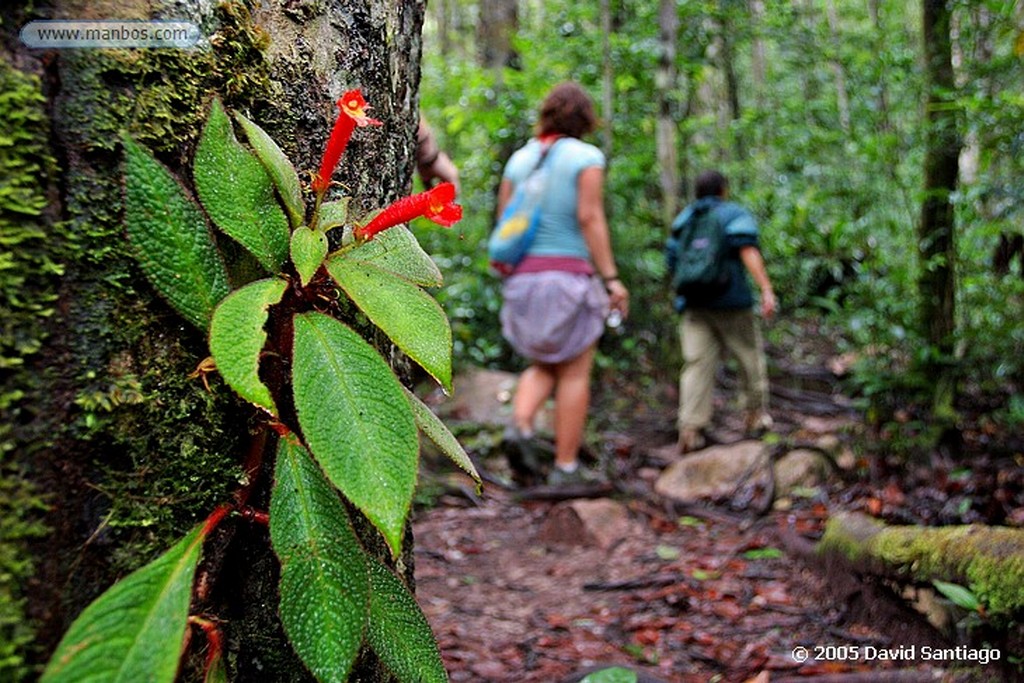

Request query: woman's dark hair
[
  {"left": 695, "top": 170, "right": 728, "bottom": 199},
  {"left": 537, "top": 82, "right": 598, "bottom": 139}
]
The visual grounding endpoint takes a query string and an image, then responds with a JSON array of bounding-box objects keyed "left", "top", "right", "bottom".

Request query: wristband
[{"left": 602, "top": 274, "right": 619, "bottom": 283}]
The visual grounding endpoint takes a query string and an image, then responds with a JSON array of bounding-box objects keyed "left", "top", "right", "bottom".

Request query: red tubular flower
[
  {"left": 355, "top": 182, "right": 462, "bottom": 241},
  {"left": 312, "top": 89, "right": 382, "bottom": 194}
]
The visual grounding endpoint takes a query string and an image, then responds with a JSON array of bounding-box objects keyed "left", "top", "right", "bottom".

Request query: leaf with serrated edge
[
  {"left": 270, "top": 438, "right": 369, "bottom": 682},
  {"left": 348, "top": 225, "right": 443, "bottom": 287},
  {"left": 234, "top": 111, "right": 305, "bottom": 228},
  {"left": 326, "top": 257, "right": 452, "bottom": 392},
  {"left": 122, "top": 134, "right": 229, "bottom": 330},
  {"left": 194, "top": 98, "right": 290, "bottom": 272},
  {"left": 403, "top": 387, "right": 480, "bottom": 485},
  {"left": 318, "top": 199, "right": 350, "bottom": 232},
  {"left": 209, "top": 278, "right": 287, "bottom": 414},
  {"left": 291, "top": 227, "right": 327, "bottom": 286},
  {"left": 42, "top": 524, "right": 206, "bottom": 683},
  {"left": 367, "top": 558, "right": 447, "bottom": 683},
  {"left": 291, "top": 312, "right": 418, "bottom": 556}
]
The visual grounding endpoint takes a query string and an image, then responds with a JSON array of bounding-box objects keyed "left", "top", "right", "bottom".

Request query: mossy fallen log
[{"left": 818, "top": 512, "right": 1024, "bottom": 618}]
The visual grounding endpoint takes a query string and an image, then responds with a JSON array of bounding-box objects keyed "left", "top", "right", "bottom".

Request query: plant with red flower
[
  {"left": 354, "top": 182, "right": 462, "bottom": 241},
  {"left": 311, "top": 89, "right": 382, "bottom": 194}
]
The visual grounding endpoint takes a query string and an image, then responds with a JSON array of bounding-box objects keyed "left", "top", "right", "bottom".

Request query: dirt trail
[
  {"left": 413, "top": 482, "right": 973, "bottom": 682},
  {"left": 410, "top": 335, "right": 1023, "bottom": 683}
]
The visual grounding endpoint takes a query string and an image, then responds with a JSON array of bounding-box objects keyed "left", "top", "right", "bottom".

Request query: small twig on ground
[{"left": 582, "top": 573, "right": 690, "bottom": 592}]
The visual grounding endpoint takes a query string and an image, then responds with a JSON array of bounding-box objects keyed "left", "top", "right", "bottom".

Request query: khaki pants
[{"left": 678, "top": 308, "right": 768, "bottom": 431}]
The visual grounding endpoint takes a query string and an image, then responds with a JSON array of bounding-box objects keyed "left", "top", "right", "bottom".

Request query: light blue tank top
[{"left": 501, "top": 137, "right": 606, "bottom": 259}]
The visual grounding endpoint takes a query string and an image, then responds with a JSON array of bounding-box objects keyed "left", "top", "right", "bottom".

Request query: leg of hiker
[
  {"left": 551, "top": 344, "right": 596, "bottom": 470},
  {"left": 678, "top": 309, "right": 720, "bottom": 452},
  {"left": 720, "top": 308, "right": 771, "bottom": 435},
  {"left": 513, "top": 363, "right": 556, "bottom": 435}
]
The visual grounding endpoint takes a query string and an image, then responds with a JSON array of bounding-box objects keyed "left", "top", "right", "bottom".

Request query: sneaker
[
  {"left": 744, "top": 411, "right": 773, "bottom": 437},
  {"left": 502, "top": 426, "right": 541, "bottom": 479},
  {"left": 677, "top": 427, "right": 707, "bottom": 454},
  {"left": 546, "top": 463, "right": 605, "bottom": 487}
]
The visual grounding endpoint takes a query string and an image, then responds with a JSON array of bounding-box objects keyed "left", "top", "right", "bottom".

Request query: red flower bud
[
  {"left": 354, "top": 182, "right": 462, "bottom": 241},
  {"left": 312, "top": 89, "right": 382, "bottom": 194}
]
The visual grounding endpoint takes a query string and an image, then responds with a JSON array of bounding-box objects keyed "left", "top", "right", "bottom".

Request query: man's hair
[
  {"left": 537, "top": 82, "right": 598, "bottom": 139},
  {"left": 695, "top": 170, "right": 728, "bottom": 199}
]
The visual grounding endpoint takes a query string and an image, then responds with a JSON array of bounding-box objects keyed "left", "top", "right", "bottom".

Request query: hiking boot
[
  {"left": 744, "top": 411, "right": 773, "bottom": 438},
  {"left": 677, "top": 427, "right": 707, "bottom": 454},
  {"left": 501, "top": 426, "right": 542, "bottom": 480},
  {"left": 547, "top": 463, "right": 606, "bottom": 487}
]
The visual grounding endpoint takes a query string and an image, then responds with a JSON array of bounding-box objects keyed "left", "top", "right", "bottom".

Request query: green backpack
[{"left": 670, "top": 203, "right": 731, "bottom": 301}]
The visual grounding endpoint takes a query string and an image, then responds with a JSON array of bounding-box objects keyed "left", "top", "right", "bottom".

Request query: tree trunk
[
  {"left": 917, "top": 0, "right": 962, "bottom": 425},
  {"left": 476, "top": 0, "right": 518, "bottom": 72},
  {"left": 656, "top": 0, "right": 680, "bottom": 228},
  {"left": 748, "top": 0, "right": 766, "bottom": 111},
  {"left": 3, "top": 0, "right": 425, "bottom": 680},
  {"left": 717, "top": 0, "right": 745, "bottom": 165},
  {"left": 818, "top": 512, "right": 1024, "bottom": 619},
  {"left": 824, "top": 0, "right": 851, "bottom": 133},
  {"left": 601, "top": 0, "right": 614, "bottom": 161}
]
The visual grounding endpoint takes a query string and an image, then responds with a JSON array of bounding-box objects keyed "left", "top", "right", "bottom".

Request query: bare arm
[
  {"left": 417, "top": 120, "right": 460, "bottom": 194},
  {"left": 739, "top": 245, "right": 776, "bottom": 319},
  {"left": 578, "top": 167, "right": 629, "bottom": 315},
  {"left": 495, "top": 178, "right": 514, "bottom": 220}
]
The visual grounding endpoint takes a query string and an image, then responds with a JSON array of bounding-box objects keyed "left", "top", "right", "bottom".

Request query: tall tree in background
[
  {"left": 917, "top": 0, "right": 962, "bottom": 432},
  {"left": 717, "top": 0, "right": 745, "bottom": 164},
  {"left": 2, "top": 0, "right": 425, "bottom": 679},
  {"left": 477, "top": 0, "right": 518, "bottom": 72},
  {"left": 656, "top": 0, "right": 680, "bottom": 227}
]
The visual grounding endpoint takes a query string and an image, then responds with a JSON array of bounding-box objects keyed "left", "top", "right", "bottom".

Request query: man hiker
[{"left": 665, "top": 170, "right": 777, "bottom": 454}]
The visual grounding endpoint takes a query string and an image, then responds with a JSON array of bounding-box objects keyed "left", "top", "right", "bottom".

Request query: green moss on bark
[
  {"left": 0, "top": 60, "right": 58, "bottom": 683},
  {"left": 820, "top": 512, "right": 1024, "bottom": 617},
  {"left": 26, "top": 1, "right": 287, "bottom": 666}
]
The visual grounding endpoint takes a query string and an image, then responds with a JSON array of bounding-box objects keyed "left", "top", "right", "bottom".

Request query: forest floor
[{"left": 411, "top": 326, "right": 1023, "bottom": 683}]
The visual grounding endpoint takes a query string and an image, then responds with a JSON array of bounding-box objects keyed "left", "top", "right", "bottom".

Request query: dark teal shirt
[{"left": 665, "top": 197, "right": 760, "bottom": 312}]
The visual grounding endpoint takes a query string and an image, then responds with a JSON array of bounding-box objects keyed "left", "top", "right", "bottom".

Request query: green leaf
[
  {"left": 291, "top": 312, "right": 419, "bottom": 556},
  {"left": 42, "top": 524, "right": 207, "bottom": 683},
  {"left": 655, "top": 544, "right": 680, "bottom": 561},
  {"left": 122, "top": 134, "right": 229, "bottom": 330},
  {"left": 194, "top": 98, "right": 290, "bottom": 272},
  {"left": 932, "top": 579, "right": 982, "bottom": 611},
  {"left": 204, "top": 651, "right": 227, "bottom": 683},
  {"left": 233, "top": 110, "right": 305, "bottom": 228},
  {"left": 318, "top": 199, "right": 350, "bottom": 232},
  {"left": 326, "top": 257, "right": 452, "bottom": 391},
  {"left": 290, "top": 226, "right": 327, "bottom": 286},
  {"left": 403, "top": 387, "right": 480, "bottom": 485},
  {"left": 270, "top": 438, "right": 370, "bottom": 682},
  {"left": 348, "top": 226, "right": 443, "bottom": 287},
  {"left": 579, "top": 667, "right": 639, "bottom": 683},
  {"left": 366, "top": 558, "right": 447, "bottom": 683},
  {"left": 208, "top": 278, "right": 288, "bottom": 414}
]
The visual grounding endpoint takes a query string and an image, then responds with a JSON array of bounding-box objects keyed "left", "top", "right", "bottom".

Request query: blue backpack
[{"left": 488, "top": 140, "right": 561, "bottom": 275}]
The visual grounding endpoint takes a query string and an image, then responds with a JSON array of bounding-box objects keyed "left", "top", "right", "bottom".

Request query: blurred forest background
[{"left": 413, "top": 0, "right": 1024, "bottom": 455}]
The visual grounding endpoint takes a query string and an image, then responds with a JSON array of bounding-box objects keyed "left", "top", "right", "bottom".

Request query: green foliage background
[{"left": 416, "top": 0, "right": 1024, "bottom": 423}]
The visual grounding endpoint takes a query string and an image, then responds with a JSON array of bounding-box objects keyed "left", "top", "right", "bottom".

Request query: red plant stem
[
  {"left": 234, "top": 428, "right": 268, "bottom": 508},
  {"left": 238, "top": 505, "right": 270, "bottom": 526},
  {"left": 189, "top": 616, "right": 224, "bottom": 673},
  {"left": 201, "top": 504, "right": 233, "bottom": 538}
]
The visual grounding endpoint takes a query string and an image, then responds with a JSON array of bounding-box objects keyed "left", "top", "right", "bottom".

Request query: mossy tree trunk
[
  {"left": 916, "top": 0, "right": 962, "bottom": 433},
  {"left": 818, "top": 512, "right": 1024, "bottom": 619},
  {"left": 2, "top": 0, "right": 425, "bottom": 680}
]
